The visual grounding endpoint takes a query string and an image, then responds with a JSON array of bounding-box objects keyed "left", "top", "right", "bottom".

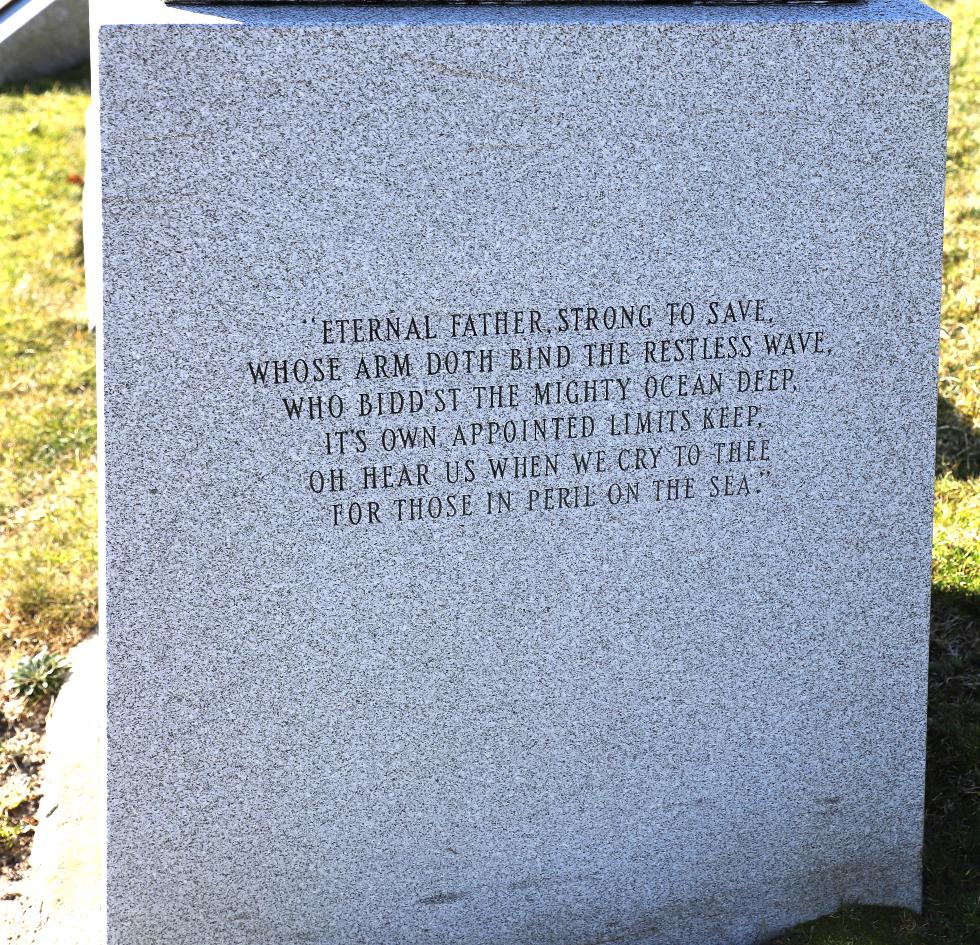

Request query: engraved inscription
[{"left": 244, "top": 299, "right": 831, "bottom": 528}]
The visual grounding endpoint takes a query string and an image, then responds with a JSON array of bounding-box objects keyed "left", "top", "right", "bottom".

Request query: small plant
[
  {"left": 6, "top": 649, "right": 70, "bottom": 703},
  {"left": 0, "top": 813, "right": 28, "bottom": 855}
]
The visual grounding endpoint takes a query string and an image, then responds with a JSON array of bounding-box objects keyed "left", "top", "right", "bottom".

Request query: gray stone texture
[
  {"left": 172, "top": 1, "right": 862, "bottom": 6},
  {"left": 0, "top": 0, "right": 89, "bottom": 85},
  {"left": 98, "top": 1, "right": 949, "bottom": 944}
]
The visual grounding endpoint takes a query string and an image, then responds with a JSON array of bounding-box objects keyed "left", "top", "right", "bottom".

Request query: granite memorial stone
[{"left": 97, "top": 1, "right": 950, "bottom": 943}]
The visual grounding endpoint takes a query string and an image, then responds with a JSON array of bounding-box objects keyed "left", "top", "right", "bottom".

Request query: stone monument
[{"left": 96, "top": 1, "right": 949, "bottom": 943}]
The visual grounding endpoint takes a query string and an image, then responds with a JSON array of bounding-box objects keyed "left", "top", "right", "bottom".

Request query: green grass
[
  {"left": 0, "top": 66, "right": 96, "bottom": 666},
  {"left": 0, "top": 2, "right": 978, "bottom": 937}
]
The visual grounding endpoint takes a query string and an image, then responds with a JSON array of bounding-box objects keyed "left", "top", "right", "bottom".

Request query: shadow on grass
[
  {"left": 937, "top": 396, "right": 980, "bottom": 480},
  {"left": 0, "top": 61, "right": 90, "bottom": 97},
  {"left": 774, "top": 587, "right": 980, "bottom": 945}
]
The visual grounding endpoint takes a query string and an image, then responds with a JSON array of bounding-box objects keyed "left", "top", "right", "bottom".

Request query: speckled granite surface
[
  {"left": 172, "top": 1, "right": 863, "bottom": 6},
  {"left": 98, "top": 1, "right": 948, "bottom": 943}
]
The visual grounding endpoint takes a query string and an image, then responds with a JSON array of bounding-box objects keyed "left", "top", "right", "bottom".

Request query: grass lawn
[
  {"left": 0, "top": 65, "right": 95, "bottom": 662},
  {"left": 0, "top": 0, "right": 977, "bottom": 938},
  {"left": 0, "top": 64, "right": 94, "bottom": 874}
]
